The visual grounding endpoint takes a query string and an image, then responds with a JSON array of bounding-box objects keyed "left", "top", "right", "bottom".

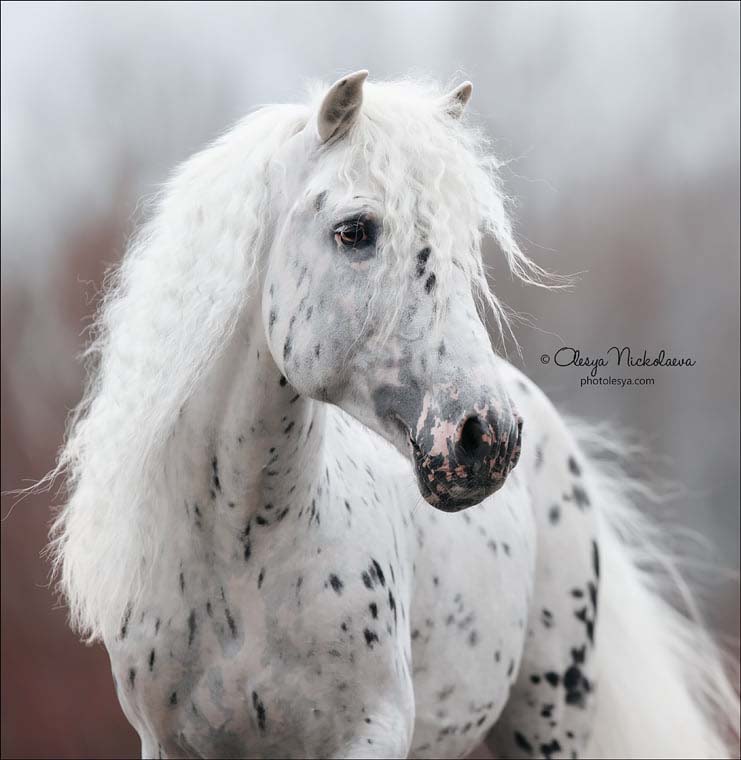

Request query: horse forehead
[{"left": 303, "top": 164, "right": 378, "bottom": 207}]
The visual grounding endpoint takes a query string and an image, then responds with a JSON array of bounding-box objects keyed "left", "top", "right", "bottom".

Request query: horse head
[{"left": 262, "top": 71, "right": 523, "bottom": 512}]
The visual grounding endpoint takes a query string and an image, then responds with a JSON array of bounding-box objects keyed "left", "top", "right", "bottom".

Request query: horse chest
[
  {"left": 407, "top": 475, "right": 537, "bottom": 757},
  {"left": 107, "top": 464, "right": 415, "bottom": 757},
  {"left": 107, "top": 422, "right": 535, "bottom": 759}
]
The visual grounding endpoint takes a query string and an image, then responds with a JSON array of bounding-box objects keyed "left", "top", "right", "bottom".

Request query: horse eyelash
[{"left": 332, "top": 215, "right": 377, "bottom": 248}]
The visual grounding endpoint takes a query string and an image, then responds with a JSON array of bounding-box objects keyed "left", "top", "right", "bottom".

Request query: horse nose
[
  {"left": 446, "top": 409, "right": 524, "bottom": 509},
  {"left": 410, "top": 399, "right": 524, "bottom": 512},
  {"left": 457, "top": 415, "right": 491, "bottom": 464},
  {"left": 456, "top": 413, "right": 523, "bottom": 479}
]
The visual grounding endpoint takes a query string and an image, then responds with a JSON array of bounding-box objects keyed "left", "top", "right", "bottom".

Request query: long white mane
[{"left": 48, "top": 79, "right": 541, "bottom": 642}]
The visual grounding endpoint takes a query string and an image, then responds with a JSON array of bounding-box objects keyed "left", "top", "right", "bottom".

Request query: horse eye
[{"left": 333, "top": 218, "right": 374, "bottom": 250}]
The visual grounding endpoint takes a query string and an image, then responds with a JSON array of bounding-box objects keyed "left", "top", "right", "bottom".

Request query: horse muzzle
[{"left": 409, "top": 403, "right": 523, "bottom": 512}]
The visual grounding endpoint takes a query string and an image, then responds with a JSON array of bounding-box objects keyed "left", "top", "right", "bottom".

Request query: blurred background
[{"left": 1, "top": 2, "right": 739, "bottom": 758}]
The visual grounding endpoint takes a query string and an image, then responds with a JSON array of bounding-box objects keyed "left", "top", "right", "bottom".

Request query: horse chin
[{"left": 414, "top": 469, "right": 505, "bottom": 512}]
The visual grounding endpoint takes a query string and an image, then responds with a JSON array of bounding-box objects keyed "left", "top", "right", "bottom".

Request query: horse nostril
[{"left": 458, "top": 416, "right": 489, "bottom": 460}]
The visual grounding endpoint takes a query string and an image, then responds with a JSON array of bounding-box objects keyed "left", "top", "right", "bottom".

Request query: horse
[{"left": 47, "top": 71, "right": 738, "bottom": 759}]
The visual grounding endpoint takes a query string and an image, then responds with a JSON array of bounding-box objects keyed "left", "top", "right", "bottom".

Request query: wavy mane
[{"left": 48, "top": 79, "right": 544, "bottom": 642}]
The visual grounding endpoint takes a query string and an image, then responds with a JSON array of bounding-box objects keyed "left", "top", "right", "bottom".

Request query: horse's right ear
[{"left": 316, "top": 70, "right": 368, "bottom": 143}]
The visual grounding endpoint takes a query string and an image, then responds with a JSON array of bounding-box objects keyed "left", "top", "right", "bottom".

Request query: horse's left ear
[
  {"left": 441, "top": 81, "right": 473, "bottom": 119},
  {"left": 317, "top": 70, "right": 368, "bottom": 143}
]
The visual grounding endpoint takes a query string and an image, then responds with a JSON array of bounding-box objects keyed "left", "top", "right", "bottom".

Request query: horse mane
[
  {"left": 47, "top": 103, "right": 309, "bottom": 641},
  {"left": 47, "top": 78, "right": 545, "bottom": 642}
]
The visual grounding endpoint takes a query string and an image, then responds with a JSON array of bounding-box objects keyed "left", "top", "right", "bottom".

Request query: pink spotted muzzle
[{"left": 410, "top": 406, "right": 523, "bottom": 512}]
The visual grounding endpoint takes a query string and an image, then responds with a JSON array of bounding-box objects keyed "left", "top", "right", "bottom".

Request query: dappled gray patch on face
[{"left": 372, "top": 381, "right": 424, "bottom": 435}]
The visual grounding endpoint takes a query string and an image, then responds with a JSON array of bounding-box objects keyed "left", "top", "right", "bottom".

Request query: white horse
[{"left": 49, "top": 72, "right": 737, "bottom": 759}]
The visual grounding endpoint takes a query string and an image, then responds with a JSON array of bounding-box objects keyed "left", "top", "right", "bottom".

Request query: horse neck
[{"left": 164, "top": 303, "right": 328, "bottom": 552}]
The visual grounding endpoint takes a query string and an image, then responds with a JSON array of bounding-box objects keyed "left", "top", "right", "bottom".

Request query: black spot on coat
[
  {"left": 252, "top": 691, "right": 267, "bottom": 732},
  {"left": 592, "top": 540, "right": 600, "bottom": 578},
  {"left": 363, "top": 628, "right": 379, "bottom": 648},
  {"left": 188, "top": 610, "right": 197, "bottom": 646},
  {"left": 514, "top": 730, "right": 534, "bottom": 754},
  {"left": 120, "top": 604, "right": 132, "bottom": 639}
]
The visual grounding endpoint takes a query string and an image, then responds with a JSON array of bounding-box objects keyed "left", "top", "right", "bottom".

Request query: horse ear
[
  {"left": 441, "top": 81, "right": 473, "bottom": 119},
  {"left": 317, "top": 70, "right": 368, "bottom": 143}
]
